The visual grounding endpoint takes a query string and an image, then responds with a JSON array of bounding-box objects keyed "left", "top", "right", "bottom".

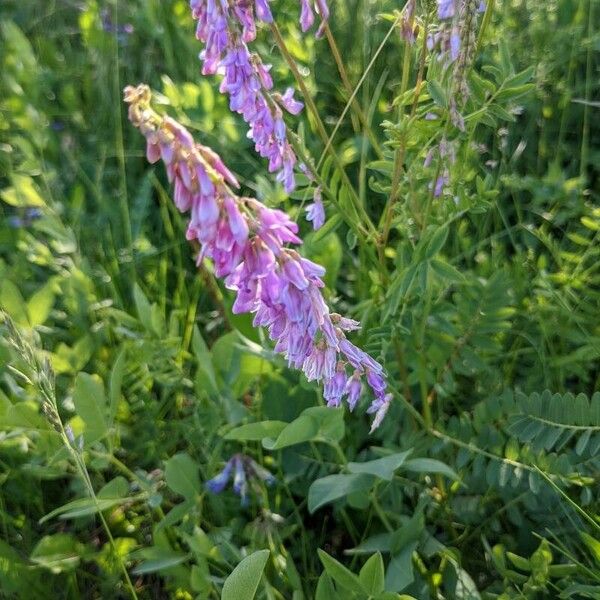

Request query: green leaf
[
  {"left": 72, "top": 373, "right": 108, "bottom": 444},
  {"left": 26, "top": 281, "right": 56, "bottom": 327},
  {"left": 98, "top": 477, "right": 129, "bottom": 499},
  {"left": 108, "top": 349, "right": 126, "bottom": 427},
  {"left": 133, "top": 283, "right": 155, "bottom": 334},
  {"left": 132, "top": 554, "right": 189, "bottom": 575},
  {"left": 0, "top": 280, "right": 29, "bottom": 326},
  {"left": 581, "top": 532, "right": 600, "bottom": 566},
  {"left": 263, "top": 406, "right": 344, "bottom": 450},
  {"left": 315, "top": 572, "right": 341, "bottom": 600},
  {"left": 312, "top": 213, "right": 342, "bottom": 243},
  {"left": 425, "top": 226, "right": 449, "bottom": 259},
  {"left": 348, "top": 450, "right": 412, "bottom": 481},
  {"left": 318, "top": 549, "right": 362, "bottom": 592},
  {"left": 39, "top": 496, "right": 131, "bottom": 523},
  {"left": 385, "top": 541, "right": 418, "bottom": 592},
  {"left": 308, "top": 473, "right": 375, "bottom": 513},
  {"left": 430, "top": 259, "right": 465, "bottom": 283},
  {"left": 164, "top": 453, "right": 200, "bottom": 501},
  {"left": 403, "top": 458, "right": 459, "bottom": 481},
  {"left": 224, "top": 420, "right": 288, "bottom": 441},
  {"left": 427, "top": 80, "right": 447, "bottom": 108},
  {"left": 30, "top": 534, "right": 85, "bottom": 574},
  {"left": 1, "top": 174, "right": 46, "bottom": 207},
  {"left": 222, "top": 549, "right": 270, "bottom": 600},
  {"left": 359, "top": 553, "right": 385, "bottom": 595}
]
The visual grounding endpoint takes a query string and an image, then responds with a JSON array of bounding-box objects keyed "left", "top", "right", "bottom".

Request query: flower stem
[{"left": 322, "top": 22, "right": 384, "bottom": 158}]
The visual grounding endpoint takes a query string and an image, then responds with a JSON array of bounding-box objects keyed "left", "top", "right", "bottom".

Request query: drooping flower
[
  {"left": 124, "top": 84, "right": 390, "bottom": 430},
  {"left": 189, "top": 0, "right": 303, "bottom": 192},
  {"left": 205, "top": 454, "right": 276, "bottom": 505}
]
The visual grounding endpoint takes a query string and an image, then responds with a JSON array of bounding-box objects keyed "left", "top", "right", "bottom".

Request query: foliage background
[{"left": 1, "top": 0, "right": 599, "bottom": 598}]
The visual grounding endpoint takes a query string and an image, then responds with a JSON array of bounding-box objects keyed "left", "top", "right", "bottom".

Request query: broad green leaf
[
  {"left": 308, "top": 473, "right": 375, "bottom": 513},
  {"left": 262, "top": 415, "right": 317, "bottom": 450},
  {"left": 39, "top": 497, "right": 130, "bottom": 523},
  {"left": 348, "top": 450, "right": 412, "bottom": 481},
  {"left": 385, "top": 541, "right": 418, "bottom": 592},
  {"left": 403, "top": 458, "right": 459, "bottom": 481},
  {"left": 132, "top": 554, "right": 189, "bottom": 575},
  {"left": 155, "top": 500, "right": 195, "bottom": 531},
  {"left": 0, "top": 280, "right": 29, "bottom": 326},
  {"left": 98, "top": 477, "right": 129, "bottom": 499},
  {"left": 30, "top": 534, "right": 86, "bottom": 574},
  {"left": 224, "top": 420, "right": 288, "bottom": 441},
  {"left": 359, "top": 553, "right": 385, "bottom": 595},
  {"left": 72, "top": 373, "right": 107, "bottom": 444},
  {"left": 164, "top": 453, "right": 200, "bottom": 500},
  {"left": 427, "top": 80, "right": 447, "bottom": 108},
  {"left": 430, "top": 259, "right": 465, "bottom": 283},
  {"left": 263, "top": 406, "right": 344, "bottom": 450},
  {"left": 346, "top": 533, "right": 393, "bottom": 556},
  {"left": 26, "top": 281, "right": 56, "bottom": 327},
  {"left": 425, "top": 226, "right": 449, "bottom": 259},
  {"left": 1, "top": 175, "right": 45, "bottom": 207},
  {"left": 222, "top": 549, "right": 270, "bottom": 600},
  {"left": 315, "top": 572, "right": 341, "bottom": 600},
  {"left": 318, "top": 549, "right": 362, "bottom": 593}
]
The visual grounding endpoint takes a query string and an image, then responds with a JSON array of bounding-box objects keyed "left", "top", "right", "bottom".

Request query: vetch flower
[
  {"left": 299, "top": 0, "right": 329, "bottom": 36},
  {"left": 124, "top": 84, "right": 390, "bottom": 431},
  {"left": 205, "top": 454, "right": 276, "bottom": 505},
  {"left": 189, "top": 0, "right": 303, "bottom": 192},
  {"left": 305, "top": 186, "right": 325, "bottom": 230}
]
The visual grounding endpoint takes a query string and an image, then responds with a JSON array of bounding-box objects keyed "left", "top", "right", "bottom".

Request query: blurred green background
[{"left": 1, "top": 1, "right": 600, "bottom": 599}]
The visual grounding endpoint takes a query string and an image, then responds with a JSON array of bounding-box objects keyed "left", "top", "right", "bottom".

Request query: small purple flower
[
  {"left": 277, "top": 88, "right": 304, "bottom": 115},
  {"left": 367, "top": 393, "right": 392, "bottom": 433},
  {"left": 438, "top": 0, "right": 455, "bottom": 19},
  {"left": 305, "top": 186, "right": 325, "bottom": 230},
  {"left": 433, "top": 173, "right": 449, "bottom": 197},
  {"left": 205, "top": 458, "right": 234, "bottom": 494},
  {"left": 450, "top": 29, "right": 461, "bottom": 61},
  {"left": 324, "top": 364, "right": 348, "bottom": 407},
  {"left": 7, "top": 207, "right": 43, "bottom": 229},
  {"left": 346, "top": 373, "right": 362, "bottom": 411}
]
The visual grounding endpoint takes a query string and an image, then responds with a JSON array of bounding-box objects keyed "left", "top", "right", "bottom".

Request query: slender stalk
[
  {"left": 580, "top": 0, "right": 594, "bottom": 179},
  {"left": 323, "top": 22, "right": 384, "bottom": 158},
  {"left": 269, "top": 22, "right": 378, "bottom": 239},
  {"left": 378, "top": 19, "right": 417, "bottom": 271},
  {"left": 2, "top": 316, "right": 139, "bottom": 599}
]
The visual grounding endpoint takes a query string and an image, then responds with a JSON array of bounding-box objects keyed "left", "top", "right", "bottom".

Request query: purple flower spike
[
  {"left": 125, "top": 84, "right": 390, "bottom": 431},
  {"left": 189, "top": 0, "right": 303, "bottom": 192}
]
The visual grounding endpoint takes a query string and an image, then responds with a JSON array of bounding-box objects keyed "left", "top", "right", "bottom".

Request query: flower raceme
[
  {"left": 189, "top": 0, "right": 326, "bottom": 193},
  {"left": 124, "top": 84, "right": 390, "bottom": 431}
]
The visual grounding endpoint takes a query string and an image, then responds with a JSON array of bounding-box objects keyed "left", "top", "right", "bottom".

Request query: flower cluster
[
  {"left": 430, "top": 0, "right": 484, "bottom": 68},
  {"left": 206, "top": 454, "right": 276, "bottom": 505},
  {"left": 124, "top": 84, "right": 390, "bottom": 431},
  {"left": 190, "top": 0, "right": 306, "bottom": 192}
]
